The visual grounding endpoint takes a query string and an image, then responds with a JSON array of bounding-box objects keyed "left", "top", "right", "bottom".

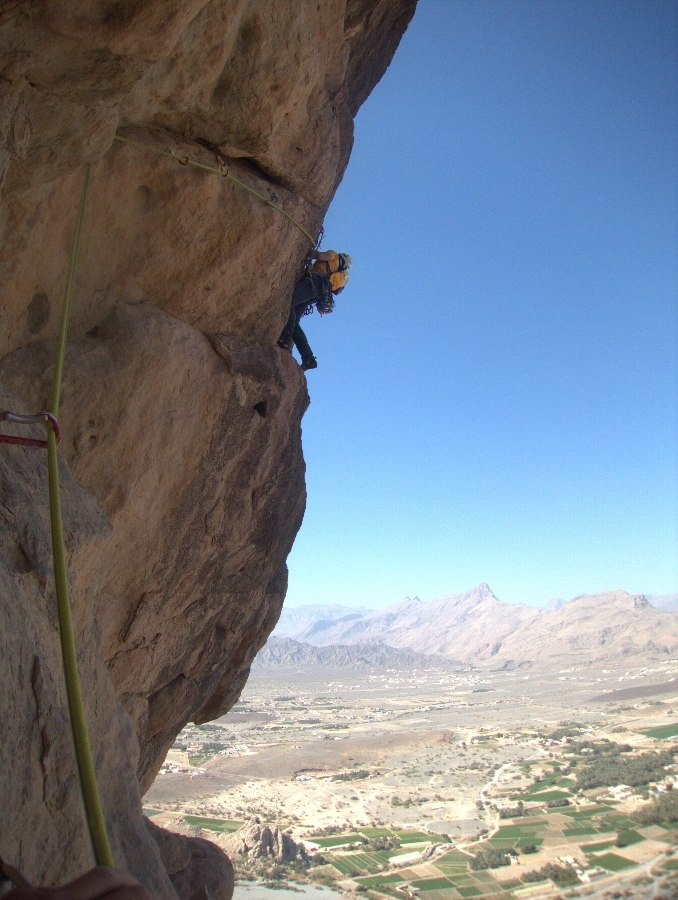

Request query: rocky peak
[{"left": 218, "top": 819, "right": 308, "bottom": 864}]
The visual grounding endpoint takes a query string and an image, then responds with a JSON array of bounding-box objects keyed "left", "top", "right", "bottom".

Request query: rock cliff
[
  {"left": 217, "top": 818, "right": 307, "bottom": 864},
  {"left": 0, "top": 0, "right": 416, "bottom": 896}
]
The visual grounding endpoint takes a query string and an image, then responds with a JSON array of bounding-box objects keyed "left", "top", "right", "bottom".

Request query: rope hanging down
[
  {"left": 113, "top": 134, "right": 317, "bottom": 245},
  {"left": 47, "top": 165, "right": 115, "bottom": 868}
]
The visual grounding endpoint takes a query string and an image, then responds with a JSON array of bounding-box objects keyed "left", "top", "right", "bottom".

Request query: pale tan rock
[
  {"left": 492, "top": 590, "right": 678, "bottom": 666},
  {"left": 217, "top": 819, "right": 305, "bottom": 864},
  {"left": 146, "top": 818, "right": 234, "bottom": 900},
  {"left": 0, "top": 299, "right": 310, "bottom": 791},
  {"left": 0, "top": 0, "right": 417, "bottom": 894},
  {"left": 0, "top": 386, "right": 176, "bottom": 897}
]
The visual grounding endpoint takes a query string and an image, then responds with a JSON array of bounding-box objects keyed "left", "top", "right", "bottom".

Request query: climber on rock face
[{"left": 278, "top": 250, "right": 352, "bottom": 371}]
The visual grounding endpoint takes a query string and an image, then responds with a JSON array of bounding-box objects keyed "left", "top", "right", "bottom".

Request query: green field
[
  {"left": 595, "top": 852, "right": 637, "bottom": 871},
  {"left": 521, "top": 790, "right": 571, "bottom": 802},
  {"left": 314, "top": 834, "right": 364, "bottom": 848},
  {"left": 641, "top": 722, "right": 678, "bottom": 740},
  {"left": 355, "top": 874, "right": 405, "bottom": 886},
  {"left": 306, "top": 785, "right": 672, "bottom": 897},
  {"left": 394, "top": 831, "right": 434, "bottom": 843},
  {"left": 616, "top": 829, "right": 644, "bottom": 847},
  {"left": 409, "top": 891, "right": 457, "bottom": 900},
  {"left": 142, "top": 807, "right": 162, "bottom": 818},
  {"left": 323, "top": 850, "right": 392, "bottom": 874},
  {"left": 599, "top": 814, "right": 639, "bottom": 830},
  {"left": 488, "top": 837, "right": 544, "bottom": 851},
  {"left": 323, "top": 855, "right": 365, "bottom": 875},
  {"left": 491, "top": 826, "right": 541, "bottom": 838},
  {"left": 411, "top": 877, "right": 457, "bottom": 890},
  {"left": 182, "top": 816, "right": 242, "bottom": 832},
  {"left": 562, "top": 805, "right": 615, "bottom": 818},
  {"left": 581, "top": 839, "right": 617, "bottom": 852},
  {"left": 437, "top": 851, "right": 473, "bottom": 866},
  {"left": 528, "top": 773, "right": 560, "bottom": 788}
]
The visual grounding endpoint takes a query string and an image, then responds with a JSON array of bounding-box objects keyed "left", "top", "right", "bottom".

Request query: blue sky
[{"left": 284, "top": 0, "right": 678, "bottom": 610}]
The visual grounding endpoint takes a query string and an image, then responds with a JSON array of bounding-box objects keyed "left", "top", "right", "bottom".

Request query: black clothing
[{"left": 279, "top": 274, "right": 326, "bottom": 365}]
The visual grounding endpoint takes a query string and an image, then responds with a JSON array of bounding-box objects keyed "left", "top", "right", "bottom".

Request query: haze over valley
[{"left": 146, "top": 585, "right": 678, "bottom": 900}]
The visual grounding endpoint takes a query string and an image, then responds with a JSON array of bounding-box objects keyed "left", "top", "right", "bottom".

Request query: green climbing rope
[
  {"left": 113, "top": 134, "right": 317, "bottom": 245},
  {"left": 46, "top": 164, "right": 114, "bottom": 868},
  {"left": 35, "top": 130, "right": 316, "bottom": 870}
]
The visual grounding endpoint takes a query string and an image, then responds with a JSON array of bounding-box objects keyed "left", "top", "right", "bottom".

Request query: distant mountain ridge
[
  {"left": 489, "top": 591, "right": 678, "bottom": 665},
  {"left": 272, "top": 603, "right": 372, "bottom": 638},
  {"left": 253, "top": 636, "right": 460, "bottom": 670},
  {"left": 270, "top": 585, "right": 678, "bottom": 667},
  {"left": 291, "top": 584, "right": 539, "bottom": 661},
  {"left": 646, "top": 593, "right": 678, "bottom": 612}
]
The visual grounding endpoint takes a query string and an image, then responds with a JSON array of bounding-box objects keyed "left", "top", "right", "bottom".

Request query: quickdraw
[{"left": 0, "top": 411, "right": 62, "bottom": 448}]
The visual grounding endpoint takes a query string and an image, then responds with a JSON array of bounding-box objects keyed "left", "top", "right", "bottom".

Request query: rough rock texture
[
  {"left": 0, "top": 302, "right": 309, "bottom": 789},
  {"left": 217, "top": 819, "right": 307, "bottom": 864},
  {"left": 0, "top": 0, "right": 416, "bottom": 895},
  {"left": 146, "top": 818, "right": 234, "bottom": 900},
  {"left": 0, "top": 385, "right": 177, "bottom": 900}
]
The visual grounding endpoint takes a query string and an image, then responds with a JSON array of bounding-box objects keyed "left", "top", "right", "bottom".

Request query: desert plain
[{"left": 145, "top": 655, "right": 678, "bottom": 899}]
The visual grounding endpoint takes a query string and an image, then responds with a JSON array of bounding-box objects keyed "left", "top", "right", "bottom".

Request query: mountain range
[
  {"left": 267, "top": 585, "right": 678, "bottom": 668},
  {"left": 646, "top": 593, "right": 678, "bottom": 612},
  {"left": 253, "top": 637, "right": 459, "bottom": 671},
  {"left": 272, "top": 604, "right": 372, "bottom": 638}
]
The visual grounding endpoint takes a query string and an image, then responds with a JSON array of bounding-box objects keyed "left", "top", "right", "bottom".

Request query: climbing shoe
[
  {"left": 277, "top": 338, "right": 292, "bottom": 351},
  {"left": 301, "top": 357, "right": 318, "bottom": 371}
]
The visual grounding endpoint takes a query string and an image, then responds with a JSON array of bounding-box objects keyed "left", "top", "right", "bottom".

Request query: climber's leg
[
  {"left": 293, "top": 322, "right": 316, "bottom": 370},
  {"left": 279, "top": 277, "right": 316, "bottom": 350}
]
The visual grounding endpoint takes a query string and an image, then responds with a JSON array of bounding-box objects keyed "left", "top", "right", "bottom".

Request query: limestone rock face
[
  {"left": 146, "top": 818, "right": 234, "bottom": 900},
  {"left": 0, "top": 0, "right": 416, "bottom": 895},
  {"left": 0, "top": 301, "right": 310, "bottom": 792}
]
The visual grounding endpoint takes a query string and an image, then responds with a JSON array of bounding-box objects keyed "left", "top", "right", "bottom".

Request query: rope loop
[{"left": 0, "top": 411, "right": 62, "bottom": 447}]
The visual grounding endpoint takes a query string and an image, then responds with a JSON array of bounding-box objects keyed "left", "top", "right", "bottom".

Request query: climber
[{"left": 277, "top": 250, "right": 352, "bottom": 371}]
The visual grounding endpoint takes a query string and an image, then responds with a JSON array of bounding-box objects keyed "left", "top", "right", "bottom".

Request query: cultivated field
[{"left": 145, "top": 658, "right": 678, "bottom": 899}]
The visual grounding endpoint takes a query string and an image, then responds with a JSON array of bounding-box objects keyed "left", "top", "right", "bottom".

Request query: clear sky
[{"left": 284, "top": 0, "right": 678, "bottom": 610}]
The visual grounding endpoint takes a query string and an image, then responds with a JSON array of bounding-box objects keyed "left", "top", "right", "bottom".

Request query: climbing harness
[
  {"left": 1, "top": 165, "right": 114, "bottom": 868},
  {"left": 113, "top": 134, "right": 319, "bottom": 245}
]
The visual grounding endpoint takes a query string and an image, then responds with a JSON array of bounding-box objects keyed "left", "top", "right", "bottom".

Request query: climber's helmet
[{"left": 337, "top": 253, "right": 352, "bottom": 271}]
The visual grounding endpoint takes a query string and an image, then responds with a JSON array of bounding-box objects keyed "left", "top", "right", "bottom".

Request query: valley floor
[{"left": 145, "top": 658, "right": 678, "bottom": 899}]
